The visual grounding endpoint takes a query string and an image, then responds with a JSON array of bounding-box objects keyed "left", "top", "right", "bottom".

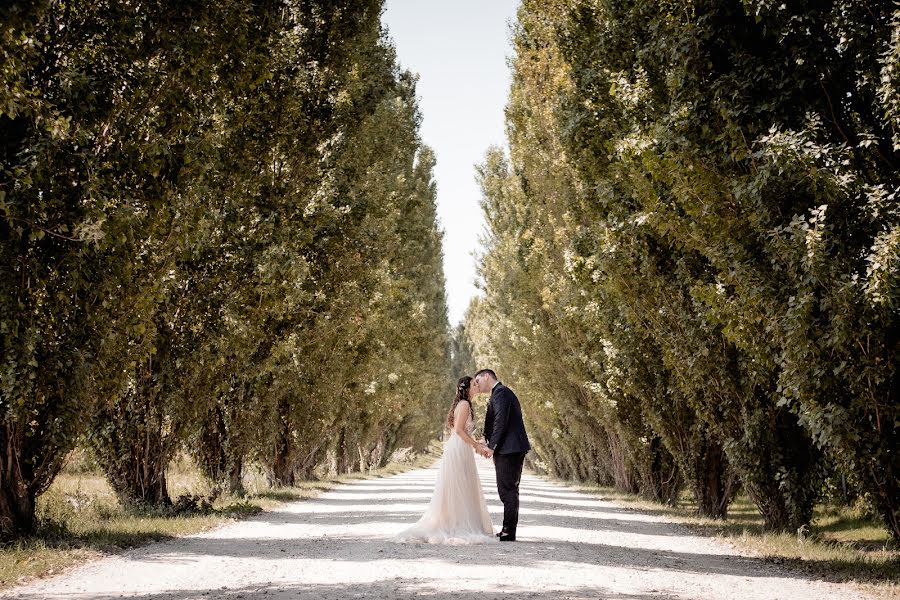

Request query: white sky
[{"left": 381, "top": 0, "right": 520, "bottom": 326}]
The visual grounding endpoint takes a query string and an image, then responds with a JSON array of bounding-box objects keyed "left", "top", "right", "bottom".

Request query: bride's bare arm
[{"left": 453, "top": 401, "right": 483, "bottom": 450}]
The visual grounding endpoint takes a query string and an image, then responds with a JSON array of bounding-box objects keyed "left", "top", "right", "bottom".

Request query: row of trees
[
  {"left": 0, "top": 0, "right": 451, "bottom": 537},
  {"left": 469, "top": 0, "right": 899, "bottom": 540}
]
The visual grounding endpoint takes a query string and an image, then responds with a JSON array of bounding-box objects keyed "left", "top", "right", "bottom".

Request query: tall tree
[
  {"left": 472, "top": 0, "right": 898, "bottom": 537},
  {"left": 1, "top": 0, "right": 452, "bottom": 531}
]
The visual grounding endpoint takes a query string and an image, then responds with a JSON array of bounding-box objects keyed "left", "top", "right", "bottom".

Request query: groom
[{"left": 473, "top": 369, "right": 531, "bottom": 542}]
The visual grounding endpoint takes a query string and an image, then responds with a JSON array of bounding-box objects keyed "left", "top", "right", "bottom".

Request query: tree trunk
[
  {"left": 741, "top": 407, "right": 822, "bottom": 531},
  {"left": 746, "top": 481, "right": 792, "bottom": 530},
  {"left": 0, "top": 405, "right": 72, "bottom": 538},
  {"left": 607, "top": 430, "right": 637, "bottom": 493},
  {"left": 268, "top": 419, "right": 295, "bottom": 487},
  {"left": 334, "top": 429, "right": 353, "bottom": 475},
  {"left": 357, "top": 444, "right": 368, "bottom": 472},
  {"left": 0, "top": 425, "right": 37, "bottom": 538},
  {"left": 293, "top": 446, "right": 320, "bottom": 481},
  {"left": 195, "top": 401, "right": 246, "bottom": 497},
  {"left": 325, "top": 447, "right": 339, "bottom": 478},
  {"left": 873, "top": 477, "right": 900, "bottom": 541},
  {"left": 692, "top": 437, "right": 733, "bottom": 519},
  {"left": 196, "top": 403, "right": 227, "bottom": 493},
  {"left": 92, "top": 388, "right": 174, "bottom": 508},
  {"left": 0, "top": 485, "right": 35, "bottom": 538},
  {"left": 368, "top": 435, "right": 386, "bottom": 469},
  {"left": 227, "top": 457, "right": 244, "bottom": 496},
  {"left": 641, "top": 435, "right": 682, "bottom": 504},
  {"left": 99, "top": 430, "right": 171, "bottom": 507},
  {"left": 881, "top": 502, "right": 900, "bottom": 542}
]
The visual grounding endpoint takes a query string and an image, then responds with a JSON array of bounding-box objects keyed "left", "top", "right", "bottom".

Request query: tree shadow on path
[
  {"left": 10, "top": 578, "right": 681, "bottom": 600},
  {"left": 0, "top": 463, "right": 879, "bottom": 600}
]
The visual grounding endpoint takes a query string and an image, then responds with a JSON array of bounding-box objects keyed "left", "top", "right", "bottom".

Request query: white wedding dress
[{"left": 395, "top": 412, "right": 497, "bottom": 545}]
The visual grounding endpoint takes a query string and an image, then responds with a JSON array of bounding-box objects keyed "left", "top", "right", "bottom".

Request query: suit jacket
[{"left": 483, "top": 382, "right": 531, "bottom": 455}]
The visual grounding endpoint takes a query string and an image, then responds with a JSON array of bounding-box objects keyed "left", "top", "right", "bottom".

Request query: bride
[{"left": 395, "top": 375, "right": 497, "bottom": 544}]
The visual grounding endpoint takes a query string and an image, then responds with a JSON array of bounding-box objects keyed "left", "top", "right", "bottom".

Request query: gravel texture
[{"left": 2, "top": 457, "right": 872, "bottom": 600}]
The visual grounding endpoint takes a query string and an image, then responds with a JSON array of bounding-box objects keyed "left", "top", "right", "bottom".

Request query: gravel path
[{"left": 3, "top": 458, "right": 871, "bottom": 600}]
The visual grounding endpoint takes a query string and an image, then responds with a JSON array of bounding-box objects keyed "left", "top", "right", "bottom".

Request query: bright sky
[{"left": 382, "top": 0, "right": 519, "bottom": 326}]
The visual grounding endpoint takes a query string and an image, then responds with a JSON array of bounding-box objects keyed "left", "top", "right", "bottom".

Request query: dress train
[{"left": 395, "top": 418, "right": 496, "bottom": 545}]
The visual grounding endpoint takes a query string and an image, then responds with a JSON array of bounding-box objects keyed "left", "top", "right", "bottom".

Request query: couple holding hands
[{"left": 396, "top": 369, "right": 530, "bottom": 545}]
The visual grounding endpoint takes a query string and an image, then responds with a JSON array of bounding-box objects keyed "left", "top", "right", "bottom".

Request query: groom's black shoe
[{"left": 498, "top": 532, "right": 516, "bottom": 542}]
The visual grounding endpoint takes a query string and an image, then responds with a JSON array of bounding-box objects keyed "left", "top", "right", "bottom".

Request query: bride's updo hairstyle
[{"left": 446, "top": 375, "right": 474, "bottom": 430}]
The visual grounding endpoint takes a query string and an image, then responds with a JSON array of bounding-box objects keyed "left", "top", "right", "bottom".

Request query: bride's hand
[{"left": 476, "top": 444, "right": 493, "bottom": 458}]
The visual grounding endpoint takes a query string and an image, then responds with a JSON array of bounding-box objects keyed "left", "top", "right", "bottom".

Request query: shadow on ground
[
  {"left": 11, "top": 578, "right": 681, "bottom": 600},
  {"left": 3, "top": 463, "right": 888, "bottom": 600}
]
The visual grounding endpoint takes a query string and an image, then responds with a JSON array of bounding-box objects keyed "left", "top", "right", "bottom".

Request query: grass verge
[
  {"left": 563, "top": 481, "right": 899, "bottom": 599},
  {"left": 0, "top": 445, "right": 439, "bottom": 590}
]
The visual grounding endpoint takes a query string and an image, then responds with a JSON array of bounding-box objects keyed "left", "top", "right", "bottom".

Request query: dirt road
[{"left": 2, "top": 458, "right": 869, "bottom": 599}]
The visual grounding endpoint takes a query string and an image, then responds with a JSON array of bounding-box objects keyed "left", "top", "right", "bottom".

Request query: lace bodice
[
  {"left": 463, "top": 413, "right": 475, "bottom": 436},
  {"left": 451, "top": 402, "right": 475, "bottom": 438}
]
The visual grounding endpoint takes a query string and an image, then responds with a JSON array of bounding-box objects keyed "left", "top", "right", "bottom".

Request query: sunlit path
[{"left": 2, "top": 460, "right": 871, "bottom": 600}]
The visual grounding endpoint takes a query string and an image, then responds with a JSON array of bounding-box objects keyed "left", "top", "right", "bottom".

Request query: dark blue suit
[{"left": 484, "top": 382, "right": 530, "bottom": 536}]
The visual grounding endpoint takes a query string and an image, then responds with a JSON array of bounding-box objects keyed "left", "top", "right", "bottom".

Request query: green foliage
[
  {"left": 450, "top": 323, "right": 477, "bottom": 378},
  {"left": 471, "top": 0, "right": 899, "bottom": 538},
  {"left": 0, "top": 0, "right": 450, "bottom": 535}
]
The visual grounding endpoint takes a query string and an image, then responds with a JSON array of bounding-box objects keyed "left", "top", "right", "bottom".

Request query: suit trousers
[{"left": 493, "top": 450, "right": 526, "bottom": 535}]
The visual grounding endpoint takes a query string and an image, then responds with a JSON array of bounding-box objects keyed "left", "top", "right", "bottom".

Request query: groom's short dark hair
[{"left": 474, "top": 368, "right": 497, "bottom": 380}]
